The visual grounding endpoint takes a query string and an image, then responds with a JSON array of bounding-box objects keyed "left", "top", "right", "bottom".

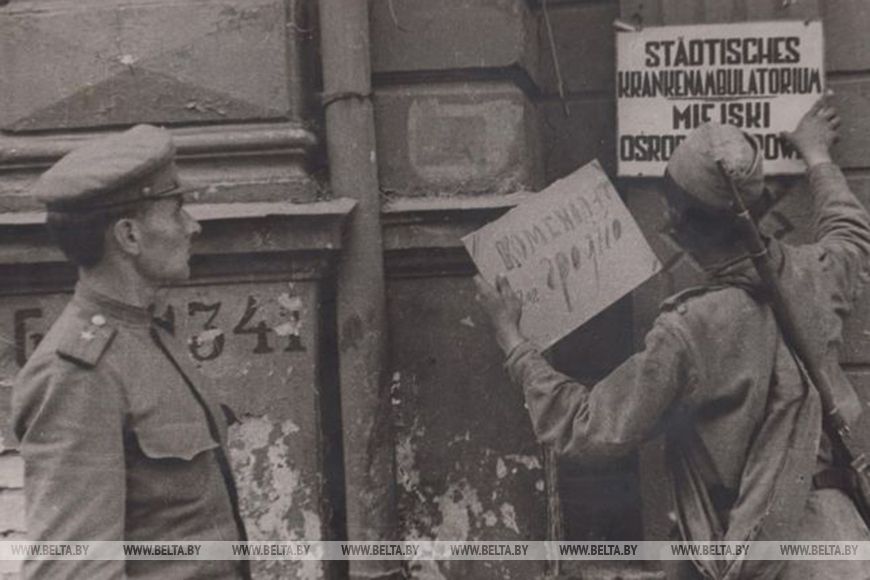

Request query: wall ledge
[
  {"left": 0, "top": 123, "right": 318, "bottom": 169},
  {"left": 0, "top": 199, "right": 356, "bottom": 268}
]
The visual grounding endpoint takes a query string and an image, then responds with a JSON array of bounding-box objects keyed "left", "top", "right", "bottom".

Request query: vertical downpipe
[{"left": 318, "top": 1, "right": 400, "bottom": 579}]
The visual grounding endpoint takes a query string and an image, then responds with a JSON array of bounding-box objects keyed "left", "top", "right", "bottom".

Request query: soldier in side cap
[
  {"left": 12, "top": 125, "right": 250, "bottom": 579},
  {"left": 477, "top": 99, "right": 870, "bottom": 579}
]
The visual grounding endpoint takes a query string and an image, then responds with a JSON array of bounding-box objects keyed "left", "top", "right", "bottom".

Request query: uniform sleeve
[
  {"left": 809, "top": 162, "right": 870, "bottom": 316},
  {"left": 505, "top": 315, "right": 696, "bottom": 463},
  {"left": 15, "top": 360, "right": 127, "bottom": 580}
]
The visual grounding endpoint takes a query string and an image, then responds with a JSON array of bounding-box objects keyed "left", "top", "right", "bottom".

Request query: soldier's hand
[
  {"left": 782, "top": 94, "right": 840, "bottom": 168},
  {"left": 475, "top": 274, "right": 526, "bottom": 355}
]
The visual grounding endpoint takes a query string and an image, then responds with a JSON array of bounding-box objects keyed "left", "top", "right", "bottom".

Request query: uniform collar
[
  {"left": 73, "top": 281, "right": 153, "bottom": 327},
  {"left": 706, "top": 237, "right": 784, "bottom": 297}
]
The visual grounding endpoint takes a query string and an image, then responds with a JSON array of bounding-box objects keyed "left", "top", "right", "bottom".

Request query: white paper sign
[
  {"left": 463, "top": 160, "right": 661, "bottom": 349},
  {"left": 617, "top": 20, "right": 824, "bottom": 176}
]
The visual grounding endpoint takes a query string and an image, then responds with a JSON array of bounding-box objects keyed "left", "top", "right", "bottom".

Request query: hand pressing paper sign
[{"left": 463, "top": 160, "right": 661, "bottom": 349}]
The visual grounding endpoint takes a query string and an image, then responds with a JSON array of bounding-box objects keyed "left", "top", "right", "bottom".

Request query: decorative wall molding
[
  {"left": 0, "top": 123, "right": 318, "bottom": 169},
  {"left": 0, "top": 198, "right": 355, "bottom": 286},
  {"left": 0, "top": 123, "right": 321, "bottom": 211},
  {"left": 382, "top": 192, "right": 531, "bottom": 277}
]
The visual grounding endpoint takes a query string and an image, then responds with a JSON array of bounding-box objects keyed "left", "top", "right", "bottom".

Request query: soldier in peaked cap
[
  {"left": 12, "top": 125, "right": 250, "bottom": 579},
  {"left": 476, "top": 99, "right": 870, "bottom": 580}
]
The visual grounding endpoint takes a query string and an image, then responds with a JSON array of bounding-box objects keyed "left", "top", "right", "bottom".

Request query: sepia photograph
[{"left": 0, "top": 0, "right": 869, "bottom": 579}]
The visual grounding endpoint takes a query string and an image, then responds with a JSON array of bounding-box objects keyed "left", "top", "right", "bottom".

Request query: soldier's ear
[{"left": 111, "top": 217, "right": 143, "bottom": 257}]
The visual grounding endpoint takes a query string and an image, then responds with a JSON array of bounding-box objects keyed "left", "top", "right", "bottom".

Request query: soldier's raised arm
[
  {"left": 782, "top": 97, "right": 870, "bottom": 314},
  {"left": 474, "top": 275, "right": 694, "bottom": 462}
]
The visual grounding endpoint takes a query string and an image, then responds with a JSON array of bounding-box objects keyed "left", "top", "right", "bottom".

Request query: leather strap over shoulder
[{"left": 660, "top": 284, "right": 727, "bottom": 314}]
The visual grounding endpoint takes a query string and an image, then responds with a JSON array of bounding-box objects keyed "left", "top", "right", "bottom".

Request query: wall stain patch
[
  {"left": 504, "top": 454, "right": 541, "bottom": 471},
  {"left": 229, "top": 416, "right": 321, "bottom": 579},
  {"left": 496, "top": 458, "right": 507, "bottom": 479},
  {"left": 499, "top": 503, "right": 519, "bottom": 534},
  {"left": 396, "top": 417, "right": 424, "bottom": 496}
]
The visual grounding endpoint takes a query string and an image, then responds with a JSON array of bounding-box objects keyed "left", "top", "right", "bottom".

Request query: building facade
[{"left": 0, "top": 0, "right": 869, "bottom": 578}]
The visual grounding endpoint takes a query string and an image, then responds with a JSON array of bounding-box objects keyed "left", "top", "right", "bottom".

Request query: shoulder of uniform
[
  {"left": 55, "top": 313, "right": 117, "bottom": 369},
  {"left": 659, "top": 284, "right": 728, "bottom": 315}
]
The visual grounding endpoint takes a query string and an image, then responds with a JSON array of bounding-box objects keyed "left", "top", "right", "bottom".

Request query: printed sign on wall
[
  {"left": 463, "top": 160, "right": 661, "bottom": 349},
  {"left": 617, "top": 20, "right": 824, "bottom": 176}
]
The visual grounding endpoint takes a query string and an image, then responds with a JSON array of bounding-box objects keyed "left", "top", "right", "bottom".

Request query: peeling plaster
[
  {"left": 447, "top": 431, "right": 471, "bottom": 446},
  {"left": 504, "top": 454, "right": 542, "bottom": 471},
  {"left": 495, "top": 458, "right": 507, "bottom": 480},
  {"left": 396, "top": 415, "right": 427, "bottom": 507},
  {"left": 500, "top": 503, "right": 519, "bottom": 534},
  {"left": 275, "top": 293, "right": 304, "bottom": 338},
  {"left": 296, "top": 511, "right": 323, "bottom": 580},
  {"left": 278, "top": 293, "right": 303, "bottom": 311},
  {"left": 390, "top": 371, "right": 402, "bottom": 407},
  {"left": 274, "top": 321, "right": 300, "bottom": 337},
  {"left": 409, "top": 560, "right": 449, "bottom": 580},
  {"left": 396, "top": 426, "right": 422, "bottom": 494},
  {"left": 435, "top": 480, "right": 483, "bottom": 541},
  {"left": 397, "top": 387, "right": 538, "bottom": 579},
  {"left": 229, "top": 416, "right": 320, "bottom": 579},
  {"left": 400, "top": 440, "right": 535, "bottom": 541},
  {"left": 459, "top": 316, "right": 475, "bottom": 328}
]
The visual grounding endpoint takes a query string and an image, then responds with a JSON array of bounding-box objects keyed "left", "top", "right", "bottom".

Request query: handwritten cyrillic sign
[
  {"left": 463, "top": 160, "right": 661, "bottom": 349},
  {"left": 617, "top": 20, "right": 824, "bottom": 176}
]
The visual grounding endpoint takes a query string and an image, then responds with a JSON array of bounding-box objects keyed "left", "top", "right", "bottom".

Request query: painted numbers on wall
[{"left": 12, "top": 292, "right": 306, "bottom": 368}]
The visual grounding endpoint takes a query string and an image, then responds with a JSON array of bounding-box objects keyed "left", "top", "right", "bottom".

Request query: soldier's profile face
[{"left": 134, "top": 195, "right": 201, "bottom": 282}]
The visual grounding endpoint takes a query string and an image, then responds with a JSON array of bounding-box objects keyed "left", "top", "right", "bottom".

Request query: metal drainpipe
[{"left": 318, "top": 1, "right": 400, "bottom": 580}]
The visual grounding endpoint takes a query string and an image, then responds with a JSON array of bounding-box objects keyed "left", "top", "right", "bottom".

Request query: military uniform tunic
[
  {"left": 13, "top": 283, "right": 247, "bottom": 579},
  {"left": 506, "top": 163, "right": 870, "bottom": 579}
]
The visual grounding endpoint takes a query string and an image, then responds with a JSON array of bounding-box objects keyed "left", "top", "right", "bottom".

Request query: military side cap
[
  {"left": 666, "top": 122, "right": 765, "bottom": 212},
  {"left": 33, "top": 124, "right": 190, "bottom": 212}
]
